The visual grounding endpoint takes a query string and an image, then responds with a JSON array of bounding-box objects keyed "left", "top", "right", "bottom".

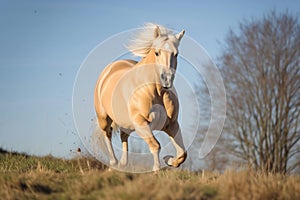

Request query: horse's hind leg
[
  {"left": 119, "top": 131, "right": 130, "bottom": 167},
  {"left": 163, "top": 121, "right": 187, "bottom": 168},
  {"left": 97, "top": 114, "right": 117, "bottom": 166}
]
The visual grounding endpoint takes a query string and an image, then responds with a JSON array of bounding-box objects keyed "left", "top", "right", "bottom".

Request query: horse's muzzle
[{"left": 160, "top": 71, "right": 174, "bottom": 89}]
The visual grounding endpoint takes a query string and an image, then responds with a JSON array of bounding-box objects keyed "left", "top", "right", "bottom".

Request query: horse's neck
[
  {"left": 136, "top": 55, "right": 155, "bottom": 66},
  {"left": 134, "top": 51, "right": 163, "bottom": 96}
]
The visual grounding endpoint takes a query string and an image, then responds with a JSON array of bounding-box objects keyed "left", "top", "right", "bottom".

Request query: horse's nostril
[{"left": 161, "top": 74, "right": 166, "bottom": 81}]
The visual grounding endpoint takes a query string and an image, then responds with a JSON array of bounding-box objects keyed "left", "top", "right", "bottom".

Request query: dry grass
[{"left": 0, "top": 149, "right": 299, "bottom": 200}]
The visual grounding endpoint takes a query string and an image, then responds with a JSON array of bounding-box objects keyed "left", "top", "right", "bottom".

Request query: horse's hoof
[
  {"left": 152, "top": 165, "right": 160, "bottom": 172},
  {"left": 109, "top": 159, "right": 118, "bottom": 166},
  {"left": 163, "top": 155, "right": 174, "bottom": 166},
  {"left": 118, "top": 160, "right": 127, "bottom": 168}
]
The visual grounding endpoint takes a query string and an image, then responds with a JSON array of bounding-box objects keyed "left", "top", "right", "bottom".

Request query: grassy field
[{"left": 1, "top": 149, "right": 300, "bottom": 200}]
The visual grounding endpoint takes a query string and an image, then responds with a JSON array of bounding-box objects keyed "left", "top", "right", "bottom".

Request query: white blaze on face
[
  {"left": 152, "top": 33, "right": 181, "bottom": 89},
  {"left": 154, "top": 40, "right": 178, "bottom": 88}
]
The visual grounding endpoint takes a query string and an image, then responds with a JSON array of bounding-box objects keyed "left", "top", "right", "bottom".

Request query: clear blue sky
[{"left": 0, "top": 0, "right": 299, "bottom": 157}]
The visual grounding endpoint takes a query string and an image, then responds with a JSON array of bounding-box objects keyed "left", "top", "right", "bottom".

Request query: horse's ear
[
  {"left": 176, "top": 29, "right": 185, "bottom": 41},
  {"left": 154, "top": 26, "right": 161, "bottom": 38}
]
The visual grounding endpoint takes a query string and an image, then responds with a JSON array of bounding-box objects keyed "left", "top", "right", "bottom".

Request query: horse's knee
[{"left": 147, "top": 137, "right": 160, "bottom": 153}]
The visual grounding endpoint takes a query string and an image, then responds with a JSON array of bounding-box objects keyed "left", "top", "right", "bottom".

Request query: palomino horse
[{"left": 94, "top": 23, "right": 186, "bottom": 171}]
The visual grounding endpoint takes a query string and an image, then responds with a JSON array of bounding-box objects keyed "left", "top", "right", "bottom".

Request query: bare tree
[{"left": 220, "top": 11, "right": 300, "bottom": 173}]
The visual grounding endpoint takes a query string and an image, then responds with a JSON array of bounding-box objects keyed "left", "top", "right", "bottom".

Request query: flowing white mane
[{"left": 127, "top": 23, "right": 175, "bottom": 57}]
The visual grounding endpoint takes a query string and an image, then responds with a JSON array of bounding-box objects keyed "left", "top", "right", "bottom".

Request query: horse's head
[{"left": 152, "top": 26, "right": 185, "bottom": 89}]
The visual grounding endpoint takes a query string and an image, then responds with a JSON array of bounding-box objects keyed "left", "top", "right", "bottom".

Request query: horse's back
[{"left": 96, "top": 59, "right": 137, "bottom": 91}]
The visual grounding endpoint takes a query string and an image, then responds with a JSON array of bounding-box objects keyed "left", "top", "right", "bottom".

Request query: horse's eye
[{"left": 155, "top": 52, "right": 159, "bottom": 56}]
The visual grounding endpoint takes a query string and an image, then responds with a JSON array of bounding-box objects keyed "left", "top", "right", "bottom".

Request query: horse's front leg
[
  {"left": 133, "top": 114, "right": 161, "bottom": 172},
  {"left": 163, "top": 121, "right": 187, "bottom": 167}
]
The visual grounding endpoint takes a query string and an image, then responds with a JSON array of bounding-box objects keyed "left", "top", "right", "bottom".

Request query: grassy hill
[{"left": 1, "top": 148, "right": 300, "bottom": 200}]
